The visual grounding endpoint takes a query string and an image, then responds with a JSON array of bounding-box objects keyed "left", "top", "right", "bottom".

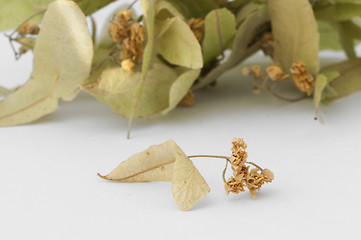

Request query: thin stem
[
  {"left": 246, "top": 162, "right": 263, "bottom": 171},
  {"left": 222, "top": 160, "right": 228, "bottom": 183},
  {"left": 90, "top": 15, "right": 97, "bottom": 46}
]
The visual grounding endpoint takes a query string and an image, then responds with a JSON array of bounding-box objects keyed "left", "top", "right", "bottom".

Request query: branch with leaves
[
  {"left": 1, "top": 0, "right": 361, "bottom": 135},
  {"left": 98, "top": 138, "right": 274, "bottom": 211}
]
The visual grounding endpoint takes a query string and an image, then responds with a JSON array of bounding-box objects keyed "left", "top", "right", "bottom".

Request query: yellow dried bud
[
  {"left": 261, "top": 32, "right": 274, "bottom": 57},
  {"left": 250, "top": 65, "right": 262, "bottom": 79},
  {"left": 290, "top": 60, "right": 314, "bottom": 96},
  {"left": 109, "top": 21, "right": 128, "bottom": 43},
  {"left": 179, "top": 90, "right": 195, "bottom": 106},
  {"left": 241, "top": 67, "right": 250, "bottom": 76},
  {"left": 188, "top": 18, "right": 205, "bottom": 42},
  {"left": 262, "top": 169, "right": 274, "bottom": 182},
  {"left": 117, "top": 10, "right": 134, "bottom": 25},
  {"left": 18, "top": 22, "right": 40, "bottom": 36},
  {"left": 121, "top": 59, "right": 135, "bottom": 71},
  {"left": 266, "top": 63, "right": 289, "bottom": 81}
]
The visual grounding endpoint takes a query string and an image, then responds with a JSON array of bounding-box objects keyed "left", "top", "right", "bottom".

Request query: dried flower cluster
[
  {"left": 18, "top": 21, "right": 40, "bottom": 37},
  {"left": 290, "top": 60, "right": 314, "bottom": 96},
  {"left": 225, "top": 138, "right": 274, "bottom": 199},
  {"left": 261, "top": 32, "right": 274, "bottom": 57},
  {"left": 188, "top": 18, "right": 205, "bottom": 42},
  {"left": 109, "top": 10, "right": 145, "bottom": 71},
  {"left": 266, "top": 63, "right": 289, "bottom": 81}
]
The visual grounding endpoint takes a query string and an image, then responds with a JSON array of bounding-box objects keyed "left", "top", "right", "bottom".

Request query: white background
[{"left": 1, "top": 1, "right": 361, "bottom": 239}]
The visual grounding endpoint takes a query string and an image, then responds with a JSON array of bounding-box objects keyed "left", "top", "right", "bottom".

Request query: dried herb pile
[{"left": 1, "top": 0, "right": 361, "bottom": 134}]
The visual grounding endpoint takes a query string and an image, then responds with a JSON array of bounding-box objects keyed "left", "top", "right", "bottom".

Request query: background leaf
[
  {"left": 0, "top": 0, "right": 93, "bottom": 126},
  {"left": 155, "top": 17, "right": 203, "bottom": 69},
  {"left": 268, "top": 0, "right": 320, "bottom": 75},
  {"left": 202, "top": 8, "right": 236, "bottom": 64}
]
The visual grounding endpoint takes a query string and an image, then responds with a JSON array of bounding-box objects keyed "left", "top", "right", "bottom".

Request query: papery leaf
[
  {"left": 162, "top": 69, "right": 200, "bottom": 114},
  {"left": 0, "top": 0, "right": 115, "bottom": 31},
  {"left": 155, "top": 17, "right": 203, "bottom": 69},
  {"left": 98, "top": 140, "right": 178, "bottom": 182},
  {"left": 318, "top": 21, "right": 342, "bottom": 50},
  {"left": 172, "top": 149, "right": 210, "bottom": 211},
  {"left": 155, "top": 0, "right": 184, "bottom": 19},
  {"left": 313, "top": 72, "right": 339, "bottom": 115},
  {"left": 84, "top": 63, "right": 178, "bottom": 118},
  {"left": 99, "top": 139, "right": 210, "bottom": 211},
  {"left": 0, "top": 0, "right": 93, "bottom": 126},
  {"left": 268, "top": 0, "right": 320, "bottom": 75},
  {"left": 313, "top": 3, "right": 361, "bottom": 22},
  {"left": 320, "top": 59, "right": 361, "bottom": 102},
  {"left": 202, "top": 8, "right": 236, "bottom": 64}
]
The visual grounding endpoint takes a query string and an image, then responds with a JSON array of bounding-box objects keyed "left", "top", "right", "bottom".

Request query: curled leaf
[
  {"left": 0, "top": 0, "right": 93, "bottom": 126},
  {"left": 155, "top": 16, "right": 203, "bottom": 69},
  {"left": 99, "top": 140, "right": 210, "bottom": 211}
]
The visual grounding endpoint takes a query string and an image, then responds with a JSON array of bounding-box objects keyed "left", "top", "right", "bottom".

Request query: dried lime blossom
[
  {"left": 290, "top": 60, "right": 314, "bottom": 96},
  {"left": 188, "top": 18, "right": 205, "bottom": 42},
  {"left": 261, "top": 32, "right": 274, "bottom": 57},
  {"left": 224, "top": 138, "right": 274, "bottom": 199},
  {"left": 266, "top": 63, "right": 289, "bottom": 81},
  {"left": 108, "top": 10, "right": 145, "bottom": 71},
  {"left": 18, "top": 21, "right": 40, "bottom": 36}
]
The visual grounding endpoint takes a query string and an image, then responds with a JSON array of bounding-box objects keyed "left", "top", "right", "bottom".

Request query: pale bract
[
  {"left": 0, "top": 0, "right": 93, "bottom": 126},
  {"left": 99, "top": 140, "right": 210, "bottom": 211}
]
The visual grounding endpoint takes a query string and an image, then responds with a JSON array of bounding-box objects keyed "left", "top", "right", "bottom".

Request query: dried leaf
[
  {"left": 83, "top": 63, "right": 179, "bottom": 118},
  {"left": 155, "top": 17, "right": 203, "bottom": 69},
  {"left": 98, "top": 140, "right": 177, "bottom": 182},
  {"left": 172, "top": 151, "right": 210, "bottom": 211},
  {"left": 202, "top": 8, "right": 236, "bottom": 63},
  {"left": 0, "top": 0, "right": 115, "bottom": 31},
  {"left": 162, "top": 69, "right": 200, "bottom": 114},
  {"left": 268, "top": 0, "right": 320, "bottom": 75},
  {"left": 194, "top": 2, "right": 268, "bottom": 89},
  {"left": 99, "top": 140, "right": 210, "bottom": 211},
  {"left": 313, "top": 2, "right": 361, "bottom": 22},
  {"left": 0, "top": 0, "right": 93, "bottom": 126},
  {"left": 318, "top": 21, "right": 342, "bottom": 50},
  {"left": 313, "top": 71, "right": 339, "bottom": 116},
  {"left": 320, "top": 59, "right": 361, "bottom": 102},
  {"left": 167, "top": 0, "right": 219, "bottom": 18}
]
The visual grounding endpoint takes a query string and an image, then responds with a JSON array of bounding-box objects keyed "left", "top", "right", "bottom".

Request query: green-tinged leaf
[
  {"left": 162, "top": 69, "right": 200, "bottom": 114},
  {"left": 155, "top": 0, "right": 184, "bottom": 19},
  {"left": 0, "top": 0, "right": 93, "bottom": 126},
  {"left": 313, "top": 72, "right": 339, "bottom": 111},
  {"left": 268, "top": 0, "right": 320, "bottom": 75},
  {"left": 338, "top": 29, "right": 357, "bottom": 59},
  {"left": 167, "top": 0, "right": 219, "bottom": 18},
  {"left": 313, "top": 3, "right": 361, "bottom": 22},
  {"left": 338, "top": 19, "right": 361, "bottom": 39},
  {"left": 202, "top": 8, "right": 236, "bottom": 63},
  {"left": 155, "top": 17, "right": 203, "bottom": 69},
  {"left": 84, "top": 63, "right": 179, "bottom": 118},
  {"left": 194, "top": 2, "right": 268, "bottom": 89},
  {"left": 320, "top": 59, "right": 361, "bottom": 102},
  {"left": 0, "top": 0, "right": 114, "bottom": 31},
  {"left": 0, "top": 0, "right": 43, "bottom": 31},
  {"left": 318, "top": 21, "right": 342, "bottom": 50}
]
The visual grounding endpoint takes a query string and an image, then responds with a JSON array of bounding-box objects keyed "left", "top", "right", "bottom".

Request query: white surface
[{"left": 1, "top": 2, "right": 361, "bottom": 240}]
